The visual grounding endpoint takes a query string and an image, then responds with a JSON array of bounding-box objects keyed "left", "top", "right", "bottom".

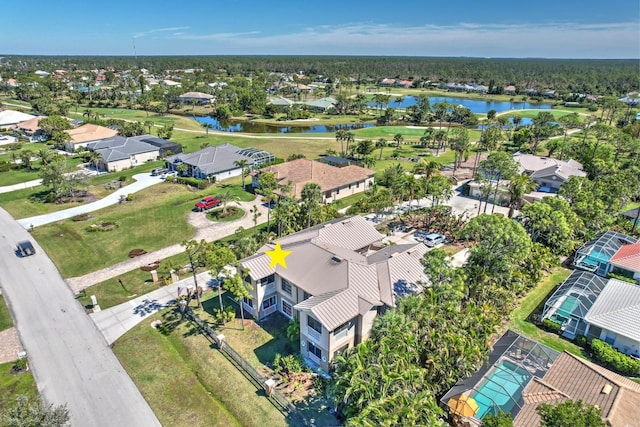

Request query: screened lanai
[
  {"left": 574, "top": 231, "right": 638, "bottom": 276},
  {"left": 236, "top": 148, "right": 275, "bottom": 166},
  {"left": 542, "top": 270, "right": 608, "bottom": 338}
]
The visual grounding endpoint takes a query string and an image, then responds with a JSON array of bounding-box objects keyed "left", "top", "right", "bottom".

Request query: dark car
[{"left": 16, "top": 241, "right": 36, "bottom": 257}]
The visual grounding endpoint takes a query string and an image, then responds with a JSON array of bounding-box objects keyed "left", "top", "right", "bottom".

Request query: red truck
[{"left": 195, "top": 196, "right": 221, "bottom": 212}]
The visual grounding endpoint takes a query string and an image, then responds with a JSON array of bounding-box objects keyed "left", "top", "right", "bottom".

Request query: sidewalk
[
  {"left": 90, "top": 271, "right": 214, "bottom": 344},
  {"left": 0, "top": 179, "right": 43, "bottom": 194},
  {"left": 17, "top": 173, "right": 162, "bottom": 228}
]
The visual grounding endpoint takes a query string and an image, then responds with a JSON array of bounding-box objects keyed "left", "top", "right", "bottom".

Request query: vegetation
[
  {"left": 0, "top": 295, "right": 13, "bottom": 331},
  {"left": 590, "top": 339, "right": 640, "bottom": 376},
  {"left": 537, "top": 400, "right": 606, "bottom": 427},
  {"left": 0, "top": 360, "right": 38, "bottom": 417},
  {"left": 1, "top": 394, "right": 69, "bottom": 427}
]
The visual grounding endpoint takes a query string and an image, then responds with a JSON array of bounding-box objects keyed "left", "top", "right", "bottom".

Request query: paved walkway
[
  {"left": 66, "top": 198, "right": 270, "bottom": 293},
  {"left": 0, "top": 179, "right": 43, "bottom": 194},
  {"left": 0, "top": 327, "right": 24, "bottom": 364},
  {"left": 90, "top": 271, "right": 214, "bottom": 344},
  {"left": 17, "top": 173, "right": 163, "bottom": 228}
]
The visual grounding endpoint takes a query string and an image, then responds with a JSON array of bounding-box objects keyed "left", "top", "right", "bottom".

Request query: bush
[
  {"left": 541, "top": 318, "right": 562, "bottom": 334},
  {"left": 71, "top": 213, "right": 92, "bottom": 222},
  {"left": 118, "top": 175, "right": 127, "bottom": 182},
  {"left": 212, "top": 305, "right": 235, "bottom": 324},
  {"left": 607, "top": 272, "right": 637, "bottom": 284},
  {"left": 273, "top": 353, "right": 306, "bottom": 376},
  {"left": 13, "top": 357, "right": 28, "bottom": 372},
  {"left": 176, "top": 176, "right": 211, "bottom": 189},
  {"left": 125, "top": 193, "right": 134, "bottom": 202},
  {"left": 574, "top": 334, "right": 588, "bottom": 347},
  {"left": 85, "top": 222, "right": 119, "bottom": 232},
  {"left": 590, "top": 339, "right": 640, "bottom": 375}
]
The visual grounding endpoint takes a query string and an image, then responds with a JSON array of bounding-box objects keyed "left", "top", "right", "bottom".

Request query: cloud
[
  {"left": 164, "top": 21, "right": 639, "bottom": 58},
  {"left": 133, "top": 26, "right": 190, "bottom": 39}
]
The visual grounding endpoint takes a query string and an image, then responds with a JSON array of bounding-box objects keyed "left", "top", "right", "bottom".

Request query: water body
[
  {"left": 193, "top": 116, "right": 375, "bottom": 134},
  {"left": 367, "top": 96, "right": 553, "bottom": 114}
]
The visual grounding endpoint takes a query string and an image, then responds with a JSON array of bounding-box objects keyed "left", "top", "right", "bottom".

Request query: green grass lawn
[
  {"left": 207, "top": 206, "right": 245, "bottom": 222},
  {"left": 509, "top": 267, "right": 587, "bottom": 356},
  {"left": 68, "top": 108, "right": 205, "bottom": 132},
  {"left": 113, "top": 306, "right": 290, "bottom": 427},
  {"left": 31, "top": 184, "right": 198, "bottom": 278},
  {"left": 0, "top": 157, "right": 85, "bottom": 187},
  {"left": 0, "top": 295, "right": 13, "bottom": 332},
  {"left": 0, "top": 361, "right": 38, "bottom": 416},
  {"left": 497, "top": 109, "right": 586, "bottom": 120}
]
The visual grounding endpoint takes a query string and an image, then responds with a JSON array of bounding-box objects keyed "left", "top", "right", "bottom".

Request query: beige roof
[
  {"left": 258, "top": 158, "right": 375, "bottom": 199},
  {"left": 514, "top": 351, "right": 640, "bottom": 427},
  {"left": 240, "top": 216, "right": 426, "bottom": 331},
  {"left": 68, "top": 124, "right": 117, "bottom": 144},
  {"left": 179, "top": 91, "right": 213, "bottom": 99},
  {"left": 14, "top": 116, "right": 46, "bottom": 132}
]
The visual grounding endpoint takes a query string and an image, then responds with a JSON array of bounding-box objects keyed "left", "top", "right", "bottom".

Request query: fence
[{"left": 184, "top": 309, "right": 307, "bottom": 425}]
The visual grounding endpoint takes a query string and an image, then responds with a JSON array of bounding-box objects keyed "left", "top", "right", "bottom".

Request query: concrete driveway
[
  {"left": 0, "top": 208, "right": 160, "bottom": 426},
  {"left": 17, "top": 173, "right": 162, "bottom": 228}
]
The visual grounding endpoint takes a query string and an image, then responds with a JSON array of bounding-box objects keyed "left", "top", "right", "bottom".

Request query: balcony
[
  {"left": 263, "top": 282, "right": 276, "bottom": 294},
  {"left": 333, "top": 328, "right": 349, "bottom": 342},
  {"left": 307, "top": 326, "right": 321, "bottom": 341}
]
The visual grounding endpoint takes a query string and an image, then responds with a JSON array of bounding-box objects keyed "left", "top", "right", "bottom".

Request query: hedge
[
  {"left": 590, "top": 339, "right": 640, "bottom": 376},
  {"left": 541, "top": 318, "right": 562, "bottom": 334},
  {"left": 176, "top": 176, "right": 211, "bottom": 189}
]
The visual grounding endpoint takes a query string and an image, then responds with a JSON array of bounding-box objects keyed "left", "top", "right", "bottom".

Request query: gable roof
[
  {"left": 609, "top": 241, "right": 640, "bottom": 273},
  {"left": 68, "top": 124, "right": 118, "bottom": 144},
  {"left": 583, "top": 278, "right": 640, "bottom": 342},
  {"left": 514, "top": 351, "right": 640, "bottom": 427},
  {"left": 166, "top": 144, "right": 251, "bottom": 176},
  {"left": 241, "top": 216, "right": 427, "bottom": 330},
  {"left": 258, "top": 158, "right": 374, "bottom": 199},
  {"left": 179, "top": 91, "right": 213, "bottom": 99}
]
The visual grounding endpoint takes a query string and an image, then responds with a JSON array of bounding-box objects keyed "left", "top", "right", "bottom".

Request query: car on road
[
  {"left": 424, "top": 233, "right": 446, "bottom": 247},
  {"left": 16, "top": 240, "right": 36, "bottom": 257},
  {"left": 195, "top": 196, "right": 221, "bottom": 212}
]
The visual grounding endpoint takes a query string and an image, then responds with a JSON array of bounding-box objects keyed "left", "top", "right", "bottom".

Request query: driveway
[
  {"left": 0, "top": 208, "right": 160, "bottom": 427},
  {"left": 17, "top": 173, "right": 162, "bottom": 228}
]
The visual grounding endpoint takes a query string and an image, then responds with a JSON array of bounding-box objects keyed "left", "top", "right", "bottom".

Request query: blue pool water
[{"left": 473, "top": 360, "right": 532, "bottom": 419}]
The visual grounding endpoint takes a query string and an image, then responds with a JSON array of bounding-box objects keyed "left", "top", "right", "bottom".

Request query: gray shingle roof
[
  {"left": 584, "top": 278, "right": 640, "bottom": 342},
  {"left": 87, "top": 135, "right": 159, "bottom": 162},
  {"left": 166, "top": 144, "right": 252, "bottom": 176}
]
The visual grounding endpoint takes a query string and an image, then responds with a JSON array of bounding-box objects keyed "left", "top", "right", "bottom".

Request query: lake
[
  {"left": 193, "top": 116, "right": 375, "bottom": 134},
  {"left": 367, "top": 96, "right": 553, "bottom": 114}
]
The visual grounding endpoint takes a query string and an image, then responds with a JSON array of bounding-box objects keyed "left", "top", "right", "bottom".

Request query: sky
[{"left": 1, "top": 0, "right": 639, "bottom": 58}]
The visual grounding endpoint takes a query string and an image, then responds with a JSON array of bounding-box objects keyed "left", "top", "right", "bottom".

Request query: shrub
[
  {"left": 541, "top": 318, "right": 562, "bottom": 334},
  {"left": 125, "top": 193, "right": 134, "bottom": 202},
  {"left": 13, "top": 357, "right": 28, "bottom": 372},
  {"left": 212, "top": 305, "right": 235, "bottom": 324},
  {"left": 574, "top": 334, "right": 588, "bottom": 347},
  {"left": 71, "top": 213, "right": 92, "bottom": 222},
  {"left": 118, "top": 175, "right": 127, "bottom": 182},
  {"left": 591, "top": 339, "right": 640, "bottom": 376},
  {"left": 85, "top": 222, "right": 118, "bottom": 232},
  {"left": 607, "top": 272, "right": 637, "bottom": 284},
  {"left": 273, "top": 353, "right": 306, "bottom": 376},
  {"left": 164, "top": 175, "right": 175, "bottom": 183}
]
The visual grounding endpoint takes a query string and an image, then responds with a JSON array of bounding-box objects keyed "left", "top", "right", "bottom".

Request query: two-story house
[{"left": 239, "top": 216, "right": 429, "bottom": 371}]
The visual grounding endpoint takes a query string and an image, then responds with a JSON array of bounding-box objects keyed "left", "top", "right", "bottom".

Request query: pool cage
[
  {"left": 574, "top": 231, "right": 638, "bottom": 276},
  {"left": 541, "top": 270, "right": 608, "bottom": 339},
  {"left": 236, "top": 148, "right": 275, "bottom": 167},
  {"left": 441, "top": 331, "right": 560, "bottom": 422}
]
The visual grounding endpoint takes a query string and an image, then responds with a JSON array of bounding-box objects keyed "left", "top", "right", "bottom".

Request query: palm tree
[
  {"left": 37, "top": 148, "right": 54, "bottom": 167},
  {"left": 376, "top": 138, "right": 386, "bottom": 160},
  {"left": 301, "top": 182, "right": 322, "bottom": 228},
  {"left": 233, "top": 159, "right": 250, "bottom": 189},
  {"left": 88, "top": 151, "right": 102, "bottom": 173},
  {"left": 18, "top": 150, "right": 33, "bottom": 170},
  {"left": 218, "top": 190, "right": 240, "bottom": 215},
  {"left": 393, "top": 133, "right": 404, "bottom": 147},
  {"left": 202, "top": 122, "right": 213, "bottom": 136},
  {"left": 143, "top": 120, "right": 154, "bottom": 134},
  {"left": 335, "top": 129, "right": 347, "bottom": 155},
  {"left": 362, "top": 156, "right": 376, "bottom": 169},
  {"left": 449, "top": 128, "right": 470, "bottom": 175},
  {"left": 176, "top": 162, "right": 189, "bottom": 176},
  {"left": 507, "top": 174, "right": 537, "bottom": 218},
  {"left": 344, "top": 131, "right": 355, "bottom": 157}
]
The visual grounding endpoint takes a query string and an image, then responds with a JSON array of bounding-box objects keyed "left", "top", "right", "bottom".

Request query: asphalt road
[{"left": 0, "top": 208, "right": 160, "bottom": 427}]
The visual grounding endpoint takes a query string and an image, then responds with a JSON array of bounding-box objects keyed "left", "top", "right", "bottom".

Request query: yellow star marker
[{"left": 265, "top": 241, "right": 292, "bottom": 269}]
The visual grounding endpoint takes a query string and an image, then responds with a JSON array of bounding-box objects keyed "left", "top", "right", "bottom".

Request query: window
[
  {"left": 307, "top": 316, "right": 322, "bottom": 334},
  {"left": 281, "top": 279, "right": 292, "bottom": 295},
  {"left": 243, "top": 296, "right": 253, "bottom": 307},
  {"left": 308, "top": 342, "right": 322, "bottom": 359},
  {"left": 348, "top": 183, "right": 352, "bottom": 189},
  {"left": 282, "top": 299, "right": 293, "bottom": 317},
  {"left": 356, "top": 181, "right": 360, "bottom": 188},
  {"left": 333, "top": 321, "right": 350, "bottom": 338},
  {"left": 260, "top": 274, "right": 275, "bottom": 286},
  {"left": 262, "top": 295, "right": 276, "bottom": 310}
]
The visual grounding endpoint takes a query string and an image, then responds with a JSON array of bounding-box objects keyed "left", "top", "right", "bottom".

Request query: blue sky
[{"left": 2, "top": 0, "right": 638, "bottom": 58}]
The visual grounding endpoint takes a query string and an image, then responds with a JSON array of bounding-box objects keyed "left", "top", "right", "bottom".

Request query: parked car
[
  {"left": 195, "top": 196, "right": 221, "bottom": 212},
  {"left": 16, "top": 240, "right": 36, "bottom": 257},
  {"left": 151, "top": 167, "right": 169, "bottom": 176},
  {"left": 424, "top": 233, "right": 445, "bottom": 247}
]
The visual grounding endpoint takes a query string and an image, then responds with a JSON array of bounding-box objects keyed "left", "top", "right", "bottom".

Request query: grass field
[
  {"left": 508, "top": 267, "right": 587, "bottom": 356},
  {"left": 498, "top": 109, "right": 588, "bottom": 120},
  {"left": 31, "top": 184, "right": 198, "bottom": 278},
  {"left": 0, "top": 156, "right": 85, "bottom": 187},
  {"left": 0, "top": 361, "right": 38, "bottom": 416},
  {"left": 0, "top": 295, "right": 13, "bottom": 332},
  {"left": 68, "top": 108, "right": 205, "bottom": 132},
  {"left": 113, "top": 306, "right": 290, "bottom": 427}
]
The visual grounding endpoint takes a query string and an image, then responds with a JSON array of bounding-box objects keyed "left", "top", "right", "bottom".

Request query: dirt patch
[
  {"left": 128, "top": 248, "right": 148, "bottom": 258},
  {"left": 57, "top": 191, "right": 97, "bottom": 204},
  {"left": 140, "top": 261, "right": 161, "bottom": 272}
]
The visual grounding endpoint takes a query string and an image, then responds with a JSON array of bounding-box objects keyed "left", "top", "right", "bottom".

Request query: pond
[
  {"left": 367, "top": 96, "right": 553, "bottom": 114},
  {"left": 193, "top": 116, "right": 375, "bottom": 134}
]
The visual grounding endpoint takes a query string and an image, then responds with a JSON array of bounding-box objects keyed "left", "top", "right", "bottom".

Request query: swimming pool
[
  {"left": 550, "top": 295, "right": 580, "bottom": 323},
  {"left": 472, "top": 360, "right": 532, "bottom": 419}
]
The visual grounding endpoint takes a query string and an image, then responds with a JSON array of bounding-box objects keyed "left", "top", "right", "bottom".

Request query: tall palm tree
[
  {"left": 507, "top": 174, "right": 537, "bottom": 218},
  {"left": 376, "top": 138, "right": 386, "bottom": 160},
  {"left": 301, "top": 182, "right": 322, "bottom": 228},
  {"left": 233, "top": 159, "right": 250, "bottom": 189},
  {"left": 344, "top": 131, "right": 355, "bottom": 157},
  {"left": 362, "top": 156, "right": 376, "bottom": 169},
  {"left": 88, "top": 151, "right": 102, "bottom": 173},
  {"left": 202, "top": 122, "right": 213, "bottom": 136},
  {"left": 36, "top": 148, "right": 54, "bottom": 167},
  {"left": 393, "top": 133, "right": 404, "bottom": 147},
  {"left": 335, "top": 129, "right": 347, "bottom": 156}
]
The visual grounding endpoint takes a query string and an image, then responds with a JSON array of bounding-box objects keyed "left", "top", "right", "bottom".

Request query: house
[
  {"left": 574, "top": 230, "right": 638, "bottom": 277},
  {"left": 503, "top": 85, "right": 517, "bottom": 95},
  {"left": 267, "top": 96, "right": 295, "bottom": 112},
  {"left": 441, "top": 330, "right": 640, "bottom": 426},
  {"left": 583, "top": 278, "right": 640, "bottom": 357},
  {"left": 302, "top": 97, "right": 337, "bottom": 113},
  {"left": 178, "top": 91, "right": 213, "bottom": 105},
  {"left": 86, "top": 135, "right": 160, "bottom": 172},
  {"left": 379, "top": 78, "right": 395, "bottom": 86},
  {"left": 65, "top": 124, "right": 118, "bottom": 152},
  {"left": 239, "top": 216, "right": 429, "bottom": 371},
  {"left": 513, "top": 152, "right": 587, "bottom": 192},
  {"left": 134, "top": 135, "right": 182, "bottom": 157},
  {"left": 395, "top": 80, "right": 413, "bottom": 88},
  {"left": 252, "top": 158, "right": 375, "bottom": 203},
  {"left": 0, "top": 110, "right": 36, "bottom": 129},
  {"left": 166, "top": 144, "right": 272, "bottom": 182},
  {"left": 608, "top": 241, "right": 640, "bottom": 282},
  {"left": 13, "top": 116, "right": 48, "bottom": 142}
]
